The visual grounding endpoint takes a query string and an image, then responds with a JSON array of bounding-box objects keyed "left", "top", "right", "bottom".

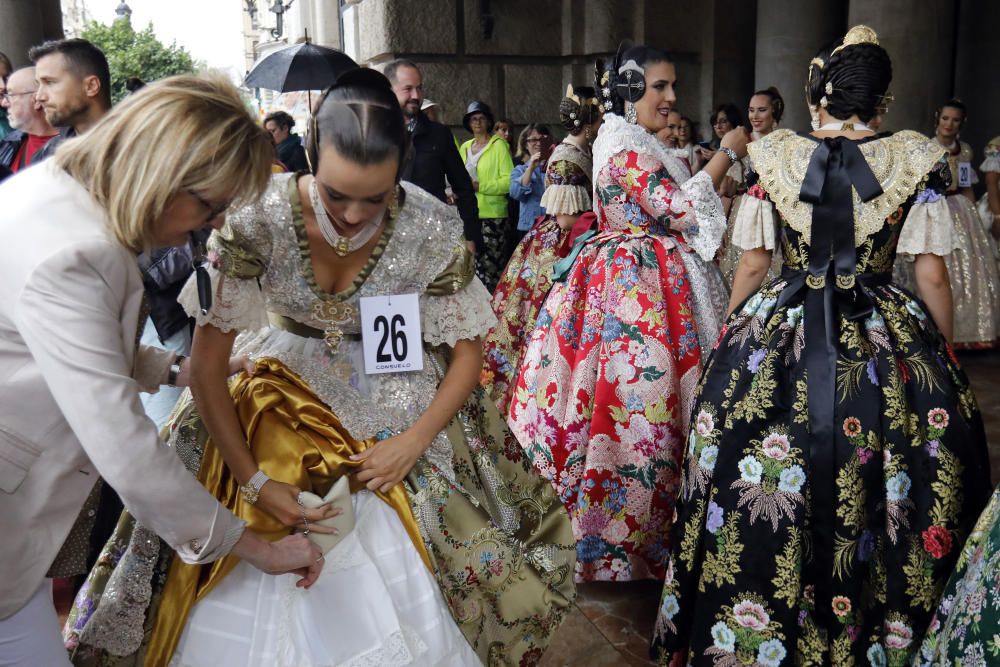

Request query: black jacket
[
  {"left": 0, "top": 130, "right": 49, "bottom": 182},
  {"left": 276, "top": 133, "right": 308, "bottom": 172},
  {"left": 401, "top": 112, "right": 482, "bottom": 248},
  {"left": 137, "top": 229, "right": 211, "bottom": 342}
]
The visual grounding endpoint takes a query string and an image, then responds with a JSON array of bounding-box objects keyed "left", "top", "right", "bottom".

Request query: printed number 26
[{"left": 374, "top": 314, "right": 407, "bottom": 362}]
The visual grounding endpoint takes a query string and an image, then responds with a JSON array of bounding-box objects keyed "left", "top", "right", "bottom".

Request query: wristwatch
[
  {"left": 720, "top": 147, "right": 739, "bottom": 164},
  {"left": 167, "top": 355, "right": 187, "bottom": 387},
  {"left": 240, "top": 470, "right": 271, "bottom": 505}
]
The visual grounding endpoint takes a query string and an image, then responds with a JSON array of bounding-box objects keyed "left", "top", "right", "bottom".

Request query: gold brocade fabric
[{"left": 146, "top": 358, "right": 429, "bottom": 665}]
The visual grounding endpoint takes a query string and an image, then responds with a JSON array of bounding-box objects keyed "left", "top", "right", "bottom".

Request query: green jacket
[{"left": 460, "top": 135, "right": 514, "bottom": 219}]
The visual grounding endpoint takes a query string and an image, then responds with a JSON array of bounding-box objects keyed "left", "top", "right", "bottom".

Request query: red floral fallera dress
[
  {"left": 508, "top": 114, "right": 729, "bottom": 582},
  {"left": 482, "top": 141, "right": 594, "bottom": 417}
]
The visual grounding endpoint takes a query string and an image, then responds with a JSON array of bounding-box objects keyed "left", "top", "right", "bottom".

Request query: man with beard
[
  {"left": 0, "top": 67, "right": 59, "bottom": 181},
  {"left": 384, "top": 59, "right": 481, "bottom": 254},
  {"left": 29, "top": 38, "right": 111, "bottom": 161}
]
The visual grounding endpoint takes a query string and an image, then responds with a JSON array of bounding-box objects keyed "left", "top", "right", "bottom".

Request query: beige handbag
[{"left": 297, "top": 475, "right": 355, "bottom": 554}]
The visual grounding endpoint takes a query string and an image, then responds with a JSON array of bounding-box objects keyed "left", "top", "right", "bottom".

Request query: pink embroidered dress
[{"left": 507, "top": 113, "right": 729, "bottom": 581}]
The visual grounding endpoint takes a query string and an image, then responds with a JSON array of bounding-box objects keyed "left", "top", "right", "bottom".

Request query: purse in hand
[{"left": 297, "top": 475, "right": 355, "bottom": 554}]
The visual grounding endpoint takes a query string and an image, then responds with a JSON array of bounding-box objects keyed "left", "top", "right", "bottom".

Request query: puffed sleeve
[
  {"left": 177, "top": 200, "right": 272, "bottom": 334},
  {"left": 421, "top": 241, "right": 497, "bottom": 347},
  {"left": 980, "top": 137, "right": 1000, "bottom": 173},
  {"left": 731, "top": 182, "right": 778, "bottom": 251},
  {"left": 610, "top": 149, "right": 726, "bottom": 261},
  {"left": 897, "top": 158, "right": 958, "bottom": 257},
  {"left": 539, "top": 158, "right": 591, "bottom": 215}
]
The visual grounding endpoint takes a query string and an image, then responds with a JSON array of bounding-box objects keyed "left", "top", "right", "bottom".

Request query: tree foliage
[{"left": 81, "top": 18, "right": 198, "bottom": 103}]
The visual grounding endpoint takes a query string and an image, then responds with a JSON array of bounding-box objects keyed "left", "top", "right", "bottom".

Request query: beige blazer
[{"left": 0, "top": 162, "right": 245, "bottom": 619}]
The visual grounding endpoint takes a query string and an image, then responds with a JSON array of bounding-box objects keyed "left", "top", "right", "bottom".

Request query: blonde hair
[{"left": 55, "top": 73, "right": 273, "bottom": 252}]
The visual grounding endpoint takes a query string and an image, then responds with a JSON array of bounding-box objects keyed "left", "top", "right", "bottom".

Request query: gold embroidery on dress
[{"left": 749, "top": 129, "right": 946, "bottom": 247}]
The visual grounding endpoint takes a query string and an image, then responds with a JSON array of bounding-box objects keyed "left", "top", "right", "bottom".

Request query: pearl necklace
[
  {"left": 309, "top": 179, "right": 385, "bottom": 257},
  {"left": 817, "top": 121, "right": 873, "bottom": 133}
]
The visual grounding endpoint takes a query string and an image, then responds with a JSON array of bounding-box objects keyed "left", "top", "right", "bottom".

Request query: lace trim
[
  {"left": 897, "top": 197, "right": 958, "bottom": 256},
  {"left": 676, "top": 171, "right": 727, "bottom": 262},
  {"left": 178, "top": 264, "right": 268, "bottom": 334},
  {"left": 732, "top": 195, "right": 778, "bottom": 251},
  {"left": 749, "top": 129, "right": 946, "bottom": 247},
  {"left": 593, "top": 113, "right": 692, "bottom": 197},
  {"left": 981, "top": 156, "right": 1000, "bottom": 173},
  {"left": 539, "top": 184, "right": 591, "bottom": 216},
  {"left": 421, "top": 277, "right": 497, "bottom": 347}
]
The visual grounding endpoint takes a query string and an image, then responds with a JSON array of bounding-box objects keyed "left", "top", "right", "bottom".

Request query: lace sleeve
[
  {"left": 421, "top": 277, "right": 497, "bottom": 347},
  {"left": 731, "top": 183, "right": 778, "bottom": 251},
  {"left": 897, "top": 194, "right": 956, "bottom": 256},
  {"left": 980, "top": 138, "right": 1000, "bottom": 173},
  {"left": 177, "top": 265, "right": 269, "bottom": 334},
  {"left": 676, "top": 171, "right": 728, "bottom": 262},
  {"left": 539, "top": 158, "right": 592, "bottom": 215}
]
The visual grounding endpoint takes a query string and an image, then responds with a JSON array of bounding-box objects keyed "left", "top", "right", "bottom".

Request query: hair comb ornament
[
  {"left": 831, "top": 25, "right": 880, "bottom": 57},
  {"left": 615, "top": 59, "right": 646, "bottom": 103}
]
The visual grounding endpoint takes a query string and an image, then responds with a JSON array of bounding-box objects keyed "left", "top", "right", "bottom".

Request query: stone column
[
  {"left": 754, "top": 0, "right": 844, "bottom": 132},
  {"left": 848, "top": 0, "right": 955, "bottom": 135},
  {"left": 710, "top": 0, "right": 758, "bottom": 127},
  {"left": 0, "top": 0, "right": 63, "bottom": 68},
  {"left": 952, "top": 0, "right": 1000, "bottom": 163}
]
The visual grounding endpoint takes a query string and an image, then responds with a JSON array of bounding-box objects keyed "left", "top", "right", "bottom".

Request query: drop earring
[
  {"left": 625, "top": 101, "right": 637, "bottom": 125},
  {"left": 809, "top": 105, "right": 820, "bottom": 131}
]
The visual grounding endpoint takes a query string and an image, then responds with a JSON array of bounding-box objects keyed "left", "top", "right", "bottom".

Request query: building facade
[{"left": 334, "top": 0, "right": 999, "bottom": 160}]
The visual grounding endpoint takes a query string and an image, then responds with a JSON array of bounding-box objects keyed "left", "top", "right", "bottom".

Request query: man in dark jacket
[
  {"left": 264, "top": 110, "right": 308, "bottom": 172},
  {"left": 384, "top": 59, "right": 482, "bottom": 252},
  {"left": 30, "top": 38, "right": 112, "bottom": 162}
]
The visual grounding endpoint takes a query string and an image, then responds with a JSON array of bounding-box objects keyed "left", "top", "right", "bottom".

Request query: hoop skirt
[{"left": 651, "top": 130, "right": 992, "bottom": 665}]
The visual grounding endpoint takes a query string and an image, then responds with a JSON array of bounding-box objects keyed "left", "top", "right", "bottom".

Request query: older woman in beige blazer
[{"left": 0, "top": 75, "right": 333, "bottom": 664}]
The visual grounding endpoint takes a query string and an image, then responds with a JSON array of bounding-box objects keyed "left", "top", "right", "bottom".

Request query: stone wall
[
  {"left": 0, "top": 0, "right": 64, "bottom": 68},
  {"left": 342, "top": 0, "right": 995, "bottom": 157}
]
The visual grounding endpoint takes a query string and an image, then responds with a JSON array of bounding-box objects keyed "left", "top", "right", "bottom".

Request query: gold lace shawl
[{"left": 748, "top": 129, "right": 945, "bottom": 247}]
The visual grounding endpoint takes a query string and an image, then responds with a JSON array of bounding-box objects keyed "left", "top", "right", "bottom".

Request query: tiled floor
[
  {"left": 539, "top": 348, "right": 1000, "bottom": 666},
  {"left": 55, "top": 351, "right": 1000, "bottom": 663}
]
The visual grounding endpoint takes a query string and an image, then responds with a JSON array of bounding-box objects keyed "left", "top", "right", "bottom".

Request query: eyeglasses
[
  {"left": 187, "top": 189, "right": 231, "bottom": 223},
  {"left": 525, "top": 138, "right": 543, "bottom": 144},
  {"left": 0, "top": 91, "right": 35, "bottom": 103}
]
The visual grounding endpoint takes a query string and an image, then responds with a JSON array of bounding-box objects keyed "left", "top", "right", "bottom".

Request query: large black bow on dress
[{"left": 777, "top": 137, "right": 883, "bottom": 628}]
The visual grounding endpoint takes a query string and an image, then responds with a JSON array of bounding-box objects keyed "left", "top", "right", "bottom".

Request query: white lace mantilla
[
  {"left": 749, "top": 129, "right": 946, "bottom": 247},
  {"left": 594, "top": 113, "right": 692, "bottom": 189}
]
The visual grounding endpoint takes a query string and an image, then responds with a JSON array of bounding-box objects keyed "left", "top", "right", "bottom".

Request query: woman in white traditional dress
[
  {"left": 66, "top": 67, "right": 575, "bottom": 667},
  {"left": 894, "top": 99, "right": 1000, "bottom": 349}
]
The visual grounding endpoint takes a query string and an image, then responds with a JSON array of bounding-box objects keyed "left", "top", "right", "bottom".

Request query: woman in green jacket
[{"left": 460, "top": 101, "right": 514, "bottom": 291}]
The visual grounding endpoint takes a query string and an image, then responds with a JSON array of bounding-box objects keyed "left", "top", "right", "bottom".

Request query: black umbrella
[{"left": 244, "top": 40, "right": 358, "bottom": 94}]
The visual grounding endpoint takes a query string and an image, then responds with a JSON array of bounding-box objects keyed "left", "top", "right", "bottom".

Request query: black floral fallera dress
[{"left": 650, "top": 130, "right": 993, "bottom": 666}]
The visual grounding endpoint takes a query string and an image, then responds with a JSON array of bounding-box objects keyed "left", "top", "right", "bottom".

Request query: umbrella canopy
[{"left": 244, "top": 41, "right": 358, "bottom": 93}]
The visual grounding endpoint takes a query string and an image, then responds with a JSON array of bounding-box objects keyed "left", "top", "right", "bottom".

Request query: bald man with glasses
[{"left": 0, "top": 68, "right": 58, "bottom": 182}]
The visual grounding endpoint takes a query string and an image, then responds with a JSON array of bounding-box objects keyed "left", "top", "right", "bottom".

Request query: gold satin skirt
[
  {"left": 68, "top": 356, "right": 577, "bottom": 667},
  {"left": 146, "top": 358, "right": 430, "bottom": 663}
]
